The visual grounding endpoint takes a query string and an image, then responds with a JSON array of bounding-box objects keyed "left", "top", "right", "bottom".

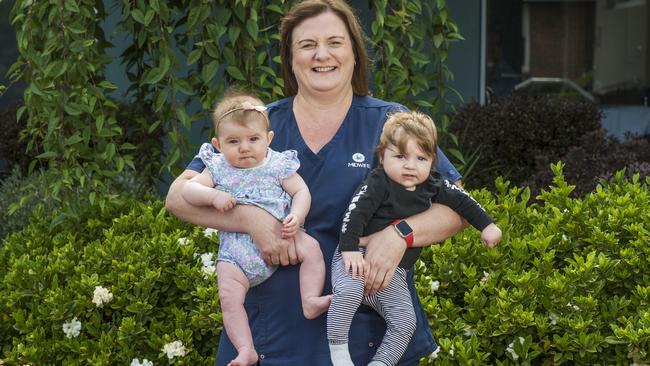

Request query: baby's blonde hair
[
  {"left": 212, "top": 88, "right": 269, "bottom": 137},
  {"left": 376, "top": 110, "right": 438, "bottom": 163}
]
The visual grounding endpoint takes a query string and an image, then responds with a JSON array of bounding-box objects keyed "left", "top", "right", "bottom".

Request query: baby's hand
[
  {"left": 342, "top": 251, "right": 365, "bottom": 278},
  {"left": 212, "top": 191, "right": 236, "bottom": 212},
  {"left": 481, "top": 223, "right": 502, "bottom": 248},
  {"left": 282, "top": 213, "right": 301, "bottom": 238}
]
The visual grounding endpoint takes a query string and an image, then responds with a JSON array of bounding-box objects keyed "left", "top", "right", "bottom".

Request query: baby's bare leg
[
  {"left": 217, "top": 262, "right": 258, "bottom": 366},
  {"left": 295, "top": 230, "right": 332, "bottom": 319}
]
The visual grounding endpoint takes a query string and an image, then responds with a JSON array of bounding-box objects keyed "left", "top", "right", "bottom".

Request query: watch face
[{"left": 395, "top": 220, "right": 413, "bottom": 237}]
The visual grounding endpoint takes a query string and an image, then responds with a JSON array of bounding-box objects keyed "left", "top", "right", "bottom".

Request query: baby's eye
[
  {"left": 417, "top": 156, "right": 429, "bottom": 161},
  {"left": 250, "top": 136, "right": 260, "bottom": 142},
  {"left": 394, "top": 154, "right": 404, "bottom": 159},
  {"left": 227, "top": 139, "right": 238, "bottom": 144}
]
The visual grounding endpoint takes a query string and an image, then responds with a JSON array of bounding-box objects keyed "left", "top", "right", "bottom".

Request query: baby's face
[
  {"left": 213, "top": 117, "right": 273, "bottom": 169},
  {"left": 380, "top": 139, "right": 433, "bottom": 191}
]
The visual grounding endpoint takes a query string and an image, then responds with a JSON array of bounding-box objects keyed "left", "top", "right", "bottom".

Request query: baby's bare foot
[
  {"left": 303, "top": 295, "right": 333, "bottom": 319},
  {"left": 227, "top": 346, "right": 258, "bottom": 366}
]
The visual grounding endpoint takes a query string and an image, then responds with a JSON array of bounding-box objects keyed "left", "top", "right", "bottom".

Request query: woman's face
[{"left": 290, "top": 11, "right": 355, "bottom": 96}]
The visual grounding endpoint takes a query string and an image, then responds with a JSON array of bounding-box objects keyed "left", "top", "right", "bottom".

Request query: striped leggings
[{"left": 327, "top": 248, "right": 417, "bottom": 366}]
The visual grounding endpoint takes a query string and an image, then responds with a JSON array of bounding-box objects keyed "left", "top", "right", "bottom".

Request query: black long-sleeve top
[{"left": 339, "top": 168, "right": 494, "bottom": 268}]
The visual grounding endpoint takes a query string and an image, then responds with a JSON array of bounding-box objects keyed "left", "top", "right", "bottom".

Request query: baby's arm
[
  {"left": 433, "top": 179, "right": 502, "bottom": 247},
  {"left": 181, "top": 169, "right": 237, "bottom": 212},
  {"left": 281, "top": 173, "right": 311, "bottom": 238}
]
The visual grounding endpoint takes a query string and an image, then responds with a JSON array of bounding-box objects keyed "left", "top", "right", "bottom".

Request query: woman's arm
[
  {"left": 362, "top": 202, "right": 467, "bottom": 295},
  {"left": 166, "top": 169, "right": 299, "bottom": 265}
]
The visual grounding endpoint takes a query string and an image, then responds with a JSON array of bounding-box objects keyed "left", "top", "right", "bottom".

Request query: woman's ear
[{"left": 211, "top": 137, "right": 221, "bottom": 152}]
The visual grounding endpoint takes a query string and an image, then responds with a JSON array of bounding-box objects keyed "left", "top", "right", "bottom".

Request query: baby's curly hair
[
  {"left": 376, "top": 110, "right": 438, "bottom": 163},
  {"left": 212, "top": 88, "right": 269, "bottom": 137}
]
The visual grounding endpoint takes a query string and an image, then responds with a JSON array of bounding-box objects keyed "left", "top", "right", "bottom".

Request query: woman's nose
[{"left": 314, "top": 44, "right": 329, "bottom": 60}]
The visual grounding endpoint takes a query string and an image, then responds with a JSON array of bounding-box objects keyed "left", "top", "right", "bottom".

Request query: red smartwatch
[{"left": 392, "top": 219, "right": 414, "bottom": 248}]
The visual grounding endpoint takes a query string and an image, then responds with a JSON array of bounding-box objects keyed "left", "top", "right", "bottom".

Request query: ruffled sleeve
[
  {"left": 276, "top": 149, "right": 301, "bottom": 180},
  {"left": 196, "top": 143, "right": 222, "bottom": 182}
]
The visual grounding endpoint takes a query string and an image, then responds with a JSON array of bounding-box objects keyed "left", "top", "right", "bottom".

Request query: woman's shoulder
[
  {"left": 352, "top": 95, "right": 407, "bottom": 112},
  {"left": 266, "top": 96, "right": 293, "bottom": 111}
]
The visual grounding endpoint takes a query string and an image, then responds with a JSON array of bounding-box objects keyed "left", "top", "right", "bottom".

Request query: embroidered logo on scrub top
[{"left": 348, "top": 152, "right": 371, "bottom": 169}]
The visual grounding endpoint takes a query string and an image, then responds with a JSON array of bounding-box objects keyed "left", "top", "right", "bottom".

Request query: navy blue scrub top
[{"left": 186, "top": 95, "right": 461, "bottom": 365}]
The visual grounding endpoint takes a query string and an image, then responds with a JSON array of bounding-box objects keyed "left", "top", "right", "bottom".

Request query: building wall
[
  {"left": 528, "top": 2, "right": 595, "bottom": 80},
  {"left": 592, "top": 0, "right": 648, "bottom": 94}
]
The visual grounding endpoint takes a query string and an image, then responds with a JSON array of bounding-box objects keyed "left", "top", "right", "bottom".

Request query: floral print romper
[{"left": 198, "top": 143, "right": 300, "bottom": 286}]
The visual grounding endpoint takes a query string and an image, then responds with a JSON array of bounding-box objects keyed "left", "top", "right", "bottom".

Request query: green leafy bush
[
  {"left": 0, "top": 167, "right": 155, "bottom": 244},
  {"left": 0, "top": 200, "right": 221, "bottom": 365},
  {"left": 450, "top": 94, "right": 602, "bottom": 190},
  {"left": 3, "top": 165, "right": 648, "bottom": 365},
  {"left": 415, "top": 163, "right": 650, "bottom": 365}
]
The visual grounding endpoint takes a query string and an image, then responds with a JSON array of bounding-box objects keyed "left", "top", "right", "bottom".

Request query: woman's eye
[{"left": 301, "top": 43, "right": 316, "bottom": 50}]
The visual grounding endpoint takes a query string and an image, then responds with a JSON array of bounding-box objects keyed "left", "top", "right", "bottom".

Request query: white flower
[
  {"left": 506, "top": 341, "right": 519, "bottom": 360},
  {"left": 567, "top": 301, "right": 580, "bottom": 310},
  {"left": 177, "top": 237, "right": 190, "bottom": 246},
  {"left": 200, "top": 252, "right": 215, "bottom": 267},
  {"left": 203, "top": 228, "right": 219, "bottom": 238},
  {"left": 202, "top": 264, "right": 217, "bottom": 278},
  {"left": 480, "top": 271, "right": 490, "bottom": 285},
  {"left": 563, "top": 208, "right": 569, "bottom": 213},
  {"left": 429, "top": 347, "right": 440, "bottom": 359},
  {"left": 430, "top": 280, "right": 440, "bottom": 293},
  {"left": 562, "top": 234, "right": 568, "bottom": 241},
  {"left": 131, "top": 359, "right": 153, "bottom": 366},
  {"left": 519, "top": 336, "right": 525, "bottom": 344},
  {"left": 549, "top": 312, "right": 559, "bottom": 325},
  {"left": 162, "top": 340, "right": 188, "bottom": 359},
  {"left": 92, "top": 286, "right": 113, "bottom": 308},
  {"left": 62, "top": 317, "right": 82, "bottom": 338}
]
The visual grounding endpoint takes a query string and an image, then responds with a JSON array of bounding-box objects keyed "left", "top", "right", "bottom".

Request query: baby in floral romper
[{"left": 181, "top": 90, "right": 330, "bottom": 366}]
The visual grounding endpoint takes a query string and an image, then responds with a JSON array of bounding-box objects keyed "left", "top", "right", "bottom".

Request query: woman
[{"left": 165, "top": 0, "right": 465, "bottom": 364}]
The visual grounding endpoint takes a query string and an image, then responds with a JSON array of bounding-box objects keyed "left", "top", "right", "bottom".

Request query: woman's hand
[
  {"left": 342, "top": 251, "right": 365, "bottom": 278},
  {"left": 250, "top": 210, "right": 299, "bottom": 266},
  {"left": 362, "top": 225, "right": 405, "bottom": 295}
]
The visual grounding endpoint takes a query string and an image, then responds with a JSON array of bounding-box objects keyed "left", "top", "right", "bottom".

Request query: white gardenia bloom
[
  {"left": 92, "top": 286, "right": 113, "bottom": 308},
  {"left": 62, "top": 317, "right": 82, "bottom": 338},
  {"left": 162, "top": 340, "right": 188, "bottom": 359},
  {"left": 506, "top": 341, "right": 519, "bottom": 360},
  {"left": 200, "top": 252, "right": 215, "bottom": 267},
  {"left": 131, "top": 358, "right": 153, "bottom": 366},
  {"left": 202, "top": 264, "right": 217, "bottom": 277},
  {"left": 203, "top": 228, "right": 219, "bottom": 238},
  {"left": 430, "top": 280, "right": 440, "bottom": 293},
  {"left": 177, "top": 237, "right": 190, "bottom": 246},
  {"left": 549, "top": 312, "right": 559, "bottom": 325}
]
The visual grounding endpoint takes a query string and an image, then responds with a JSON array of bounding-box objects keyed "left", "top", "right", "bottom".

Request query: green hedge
[
  {"left": 0, "top": 200, "right": 221, "bottom": 365},
  {"left": 1, "top": 164, "right": 649, "bottom": 365},
  {"left": 416, "top": 163, "right": 650, "bottom": 365}
]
